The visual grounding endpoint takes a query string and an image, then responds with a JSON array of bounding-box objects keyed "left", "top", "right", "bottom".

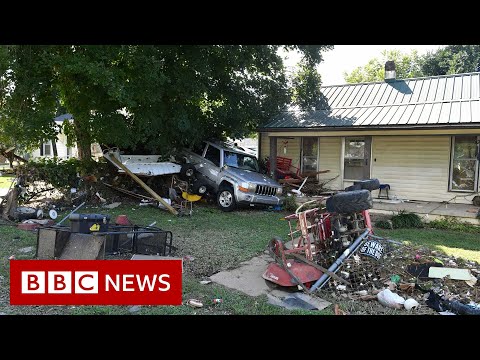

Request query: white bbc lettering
[
  {"left": 136, "top": 274, "right": 156, "bottom": 291},
  {"left": 22, "top": 272, "right": 45, "bottom": 294},
  {"left": 158, "top": 274, "right": 171, "bottom": 292},
  {"left": 74, "top": 272, "right": 98, "bottom": 294},
  {"left": 123, "top": 274, "right": 135, "bottom": 291},
  {"left": 48, "top": 271, "right": 72, "bottom": 294}
]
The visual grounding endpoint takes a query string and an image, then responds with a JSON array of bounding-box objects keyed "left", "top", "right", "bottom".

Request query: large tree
[
  {"left": 0, "top": 45, "right": 332, "bottom": 160},
  {"left": 344, "top": 49, "right": 424, "bottom": 83},
  {"left": 421, "top": 45, "right": 480, "bottom": 76}
]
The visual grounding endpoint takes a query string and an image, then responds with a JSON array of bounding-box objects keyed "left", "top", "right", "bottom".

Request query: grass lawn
[
  {"left": 0, "top": 175, "right": 15, "bottom": 189},
  {"left": 1, "top": 202, "right": 479, "bottom": 315}
]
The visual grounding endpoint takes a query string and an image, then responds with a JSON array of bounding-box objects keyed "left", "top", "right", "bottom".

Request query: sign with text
[{"left": 10, "top": 260, "right": 182, "bottom": 305}]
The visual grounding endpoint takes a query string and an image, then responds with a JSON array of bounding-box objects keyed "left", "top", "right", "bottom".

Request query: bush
[
  {"left": 428, "top": 216, "right": 480, "bottom": 234},
  {"left": 391, "top": 211, "right": 424, "bottom": 229},
  {"left": 283, "top": 195, "right": 298, "bottom": 212},
  {"left": 375, "top": 220, "right": 393, "bottom": 229}
]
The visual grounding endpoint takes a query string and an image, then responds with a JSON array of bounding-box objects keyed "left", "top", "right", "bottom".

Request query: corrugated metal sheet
[{"left": 262, "top": 72, "right": 480, "bottom": 129}]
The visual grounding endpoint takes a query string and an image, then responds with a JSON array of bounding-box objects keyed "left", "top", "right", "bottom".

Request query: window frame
[
  {"left": 301, "top": 137, "right": 319, "bottom": 174},
  {"left": 43, "top": 141, "right": 52, "bottom": 157},
  {"left": 343, "top": 136, "right": 366, "bottom": 181},
  {"left": 449, "top": 135, "right": 480, "bottom": 193},
  {"left": 204, "top": 144, "right": 221, "bottom": 167}
]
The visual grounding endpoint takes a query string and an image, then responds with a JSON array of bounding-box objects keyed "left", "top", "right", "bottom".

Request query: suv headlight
[{"left": 238, "top": 181, "right": 251, "bottom": 193}]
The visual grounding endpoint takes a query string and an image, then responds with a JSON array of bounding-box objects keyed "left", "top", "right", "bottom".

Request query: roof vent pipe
[{"left": 385, "top": 60, "right": 396, "bottom": 82}]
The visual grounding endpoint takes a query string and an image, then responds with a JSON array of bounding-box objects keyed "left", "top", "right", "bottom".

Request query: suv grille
[{"left": 255, "top": 185, "right": 277, "bottom": 196}]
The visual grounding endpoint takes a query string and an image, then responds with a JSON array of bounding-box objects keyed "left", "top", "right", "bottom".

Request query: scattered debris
[
  {"left": 334, "top": 304, "right": 347, "bottom": 315},
  {"left": 267, "top": 292, "right": 331, "bottom": 311},
  {"left": 212, "top": 298, "right": 223, "bottom": 304},
  {"left": 18, "top": 246, "right": 34, "bottom": 253},
  {"left": 187, "top": 299, "right": 203, "bottom": 308},
  {"left": 428, "top": 267, "right": 472, "bottom": 281},
  {"left": 8, "top": 255, "right": 15, "bottom": 260},
  {"left": 200, "top": 280, "right": 212, "bottom": 285},
  {"left": 404, "top": 298, "right": 420, "bottom": 311},
  {"left": 466, "top": 275, "right": 478, "bottom": 287},
  {"left": 128, "top": 305, "right": 142, "bottom": 313},
  {"left": 103, "top": 202, "right": 122, "bottom": 209},
  {"left": 95, "top": 192, "right": 107, "bottom": 203},
  {"left": 390, "top": 274, "right": 401, "bottom": 284},
  {"left": 406, "top": 262, "right": 442, "bottom": 279},
  {"left": 377, "top": 289, "right": 405, "bottom": 309}
]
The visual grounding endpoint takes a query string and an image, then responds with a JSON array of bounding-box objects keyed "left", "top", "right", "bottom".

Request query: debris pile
[{"left": 318, "top": 240, "right": 480, "bottom": 315}]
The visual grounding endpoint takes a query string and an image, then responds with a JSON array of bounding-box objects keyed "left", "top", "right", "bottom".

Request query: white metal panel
[
  {"left": 460, "top": 101, "right": 471, "bottom": 123},
  {"left": 318, "top": 137, "right": 342, "bottom": 190},
  {"left": 371, "top": 136, "right": 471, "bottom": 203}
]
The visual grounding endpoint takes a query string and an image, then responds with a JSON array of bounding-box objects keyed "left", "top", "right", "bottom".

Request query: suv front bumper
[{"left": 236, "top": 191, "right": 283, "bottom": 206}]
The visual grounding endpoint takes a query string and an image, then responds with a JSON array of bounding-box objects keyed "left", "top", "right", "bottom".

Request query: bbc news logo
[{"left": 10, "top": 260, "right": 182, "bottom": 305}]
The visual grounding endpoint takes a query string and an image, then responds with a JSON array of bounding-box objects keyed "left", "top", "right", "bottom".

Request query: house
[
  {"left": 29, "top": 114, "right": 103, "bottom": 160},
  {"left": 258, "top": 68, "right": 480, "bottom": 205}
]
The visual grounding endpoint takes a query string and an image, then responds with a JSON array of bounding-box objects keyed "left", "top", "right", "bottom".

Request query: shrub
[
  {"left": 391, "top": 211, "right": 424, "bottom": 229},
  {"left": 283, "top": 195, "right": 298, "bottom": 212},
  {"left": 375, "top": 220, "right": 393, "bottom": 229},
  {"left": 428, "top": 216, "right": 480, "bottom": 234}
]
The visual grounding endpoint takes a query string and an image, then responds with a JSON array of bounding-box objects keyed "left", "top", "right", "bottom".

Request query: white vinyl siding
[
  {"left": 371, "top": 136, "right": 478, "bottom": 204},
  {"left": 260, "top": 134, "right": 302, "bottom": 171},
  {"left": 318, "top": 137, "right": 342, "bottom": 190}
]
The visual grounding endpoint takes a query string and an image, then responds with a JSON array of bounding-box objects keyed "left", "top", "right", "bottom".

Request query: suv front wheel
[{"left": 217, "top": 184, "right": 236, "bottom": 212}]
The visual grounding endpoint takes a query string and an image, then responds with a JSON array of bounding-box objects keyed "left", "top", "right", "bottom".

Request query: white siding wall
[
  {"left": 260, "top": 133, "right": 302, "bottom": 170},
  {"left": 318, "top": 137, "right": 343, "bottom": 190},
  {"left": 371, "top": 136, "right": 477, "bottom": 204}
]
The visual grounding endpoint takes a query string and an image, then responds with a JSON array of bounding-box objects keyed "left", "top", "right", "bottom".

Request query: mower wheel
[{"left": 326, "top": 189, "right": 372, "bottom": 213}]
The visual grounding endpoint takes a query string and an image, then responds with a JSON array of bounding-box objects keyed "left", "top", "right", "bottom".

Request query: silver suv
[{"left": 182, "top": 141, "right": 283, "bottom": 211}]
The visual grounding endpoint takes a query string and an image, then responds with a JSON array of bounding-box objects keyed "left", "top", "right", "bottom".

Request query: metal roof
[{"left": 262, "top": 72, "right": 480, "bottom": 130}]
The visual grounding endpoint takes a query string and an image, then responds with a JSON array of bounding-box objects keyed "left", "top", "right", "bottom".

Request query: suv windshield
[{"left": 224, "top": 151, "right": 259, "bottom": 172}]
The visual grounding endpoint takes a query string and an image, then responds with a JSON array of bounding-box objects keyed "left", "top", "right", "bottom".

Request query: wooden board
[{"left": 428, "top": 267, "right": 472, "bottom": 280}]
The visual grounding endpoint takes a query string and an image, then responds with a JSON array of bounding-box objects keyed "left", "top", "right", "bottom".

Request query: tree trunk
[
  {"left": 51, "top": 138, "right": 58, "bottom": 157},
  {"left": 73, "top": 118, "right": 92, "bottom": 161}
]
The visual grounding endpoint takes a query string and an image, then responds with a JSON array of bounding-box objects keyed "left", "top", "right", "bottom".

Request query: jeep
[{"left": 181, "top": 141, "right": 283, "bottom": 211}]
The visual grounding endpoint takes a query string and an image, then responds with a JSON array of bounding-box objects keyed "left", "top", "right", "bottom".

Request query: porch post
[{"left": 269, "top": 136, "right": 277, "bottom": 180}]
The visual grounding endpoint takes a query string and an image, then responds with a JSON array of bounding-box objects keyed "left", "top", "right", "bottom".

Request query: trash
[
  {"left": 415, "top": 254, "right": 421, "bottom": 260},
  {"left": 95, "top": 192, "right": 107, "bottom": 203},
  {"left": 377, "top": 288, "right": 406, "bottom": 309},
  {"left": 359, "top": 240, "right": 384, "bottom": 261},
  {"left": 200, "top": 280, "right": 212, "bottom": 285},
  {"left": 36, "top": 209, "right": 43, "bottom": 219},
  {"left": 115, "top": 215, "right": 132, "bottom": 226},
  {"left": 355, "top": 290, "right": 368, "bottom": 296},
  {"left": 128, "top": 305, "right": 142, "bottom": 313},
  {"left": 404, "top": 298, "right": 420, "bottom": 311},
  {"left": 390, "top": 274, "right": 401, "bottom": 284},
  {"left": 406, "top": 262, "right": 442, "bottom": 279},
  {"left": 184, "top": 255, "right": 195, "bottom": 261},
  {"left": 267, "top": 292, "right": 331, "bottom": 311},
  {"left": 104, "top": 202, "right": 122, "bottom": 209},
  {"left": 336, "top": 284, "right": 347, "bottom": 291},
  {"left": 187, "top": 299, "right": 203, "bottom": 308},
  {"left": 428, "top": 267, "right": 472, "bottom": 281},
  {"left": 399, "top": 283, "right": 416, "bottom": 294},
  {"left": 384, "top": 281, "right": 397, "bottom": 291},
  {"left": 8, "top": 255, "right": 15, "bottom": 260},
  {"left": 334, "top": 304, "right": 347, "bottom": 315},
  {"left": 212, "top": 298, "right": 223, "bottom": 304},
  {"left": 18, "top": 246, "right": 34, "bottom": 253},
  {"left": 438, "top": 311, "right": 456, "bottom": 315},
  {"left": 465, "top": 274, "right": 478, "bottom": 287}
]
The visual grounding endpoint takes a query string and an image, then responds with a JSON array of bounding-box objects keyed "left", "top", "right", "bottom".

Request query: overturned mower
[{"left": 263, "top": 179, "right": 382, "bottom": 293}]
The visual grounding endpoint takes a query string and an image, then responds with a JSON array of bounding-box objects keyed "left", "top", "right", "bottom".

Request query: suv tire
[
  {"left": 192, "top": 179, "right": 208, "bottom": 196},
  {"left": 217, "top": 184, "right": 236, "bottom": 212},
  {"left": 179, "top": 164, "right": 196, "bottom": 181}
]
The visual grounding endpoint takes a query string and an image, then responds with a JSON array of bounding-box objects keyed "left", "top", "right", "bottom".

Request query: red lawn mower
[{"left": 263, "top": 179, "right": 381, "bottom": 293}]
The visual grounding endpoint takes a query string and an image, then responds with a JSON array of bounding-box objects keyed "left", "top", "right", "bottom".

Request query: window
[
  {"left": 204, "top": 145, "right": 220, "bottom": 167},
  {"left": 66, "top": 147, "right": 72, "bottom": 158},
  {"left": 224, "top": 151, "right": 259, "bottom": 172},
  {"left": 43, "top": 141, "right": 52, "bottom": 157},
  {"left": 302, "top": 137, "right": 318, "bottom": 173},
  {"left": 450, "top": 136, "right": 479, "bottom": 192},
  {"left": 192, "top": 142, "right": 206, "bottom": 156},
  {"left": 344, "top": 137, "right": 365, "bottom": 180}
]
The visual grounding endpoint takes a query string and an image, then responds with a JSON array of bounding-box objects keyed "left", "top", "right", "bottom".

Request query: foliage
[
  {"left": 291, "top": 60, "right": 324, "bottom": 110},
  {"left": 375, "top": 219, "right": 393, "bottom": 229},
  {"left": 422, "top": 45, "right": 480, "bottom": 76},
  {"left": 282, "top": 195, "right": 298, "bottom": 212},
  {"left": 390, "top": 211, "right": 424, "bottom": 229},
  {"left": 427, "top": 216, "right": 480, "bottom": 234},
  {"left": 344, "top": 50, "right": 424, "bottom": 83},
  {"left": 0, "top": 45, "right": 332, "bottom": 159}
]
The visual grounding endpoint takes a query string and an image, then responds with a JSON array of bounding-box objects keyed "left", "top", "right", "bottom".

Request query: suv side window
[
  {"left": 192, "top": 142, "right": 206, "bottom": 156},
  {"left": 204, "top": 145, "right": 220, "bottom": 167}
]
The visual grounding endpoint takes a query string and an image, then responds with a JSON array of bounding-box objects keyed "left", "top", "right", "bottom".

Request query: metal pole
[
  {"left": 310, "top": 229, "right": 370, "bottom": 292},
  {"left": 57, "top": 201, "right": 86, "bottom": 225}
]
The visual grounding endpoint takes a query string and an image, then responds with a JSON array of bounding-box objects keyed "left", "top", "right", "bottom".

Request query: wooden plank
[
  {"left": 107, "top": 154, "right": 178, "bottom": 215},
  {"left": 428, "top": 267, "right": 472, "bottom": 280}
]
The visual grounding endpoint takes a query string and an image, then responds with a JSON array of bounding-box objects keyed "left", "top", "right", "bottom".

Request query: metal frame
[
  {"left": 448, "top": 135, "right": 480, "bottom": 193},
  {"left": 342, "top": 136, "right": 371, "bottom": 182}
]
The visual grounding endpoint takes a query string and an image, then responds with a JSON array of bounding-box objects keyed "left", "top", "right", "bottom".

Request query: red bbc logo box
[{"left": 10, "top": 260, "right": 182, "bottom": 305}]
